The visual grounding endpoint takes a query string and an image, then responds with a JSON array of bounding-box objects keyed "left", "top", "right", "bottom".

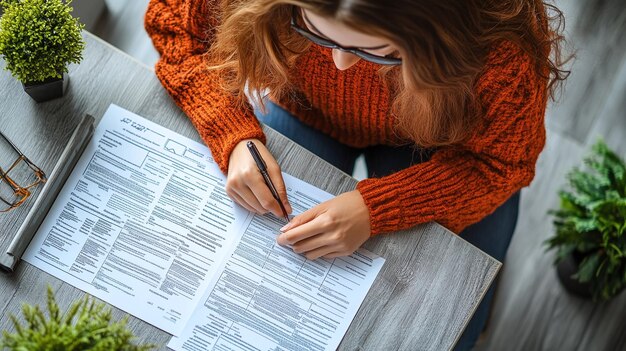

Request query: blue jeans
[{"left": 256, "top": 102, "right": 519, "bottom": 350}]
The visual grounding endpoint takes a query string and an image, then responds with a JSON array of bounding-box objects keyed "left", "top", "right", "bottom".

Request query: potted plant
[
  {"left": 0, "top": 0, "right": 85, "bottom": 102},
  {"left": 545, "top": 140, "right": 626, "bottom": 301},
  {"left": 1, "top": 286, "right": 154, "bottom": 350}
]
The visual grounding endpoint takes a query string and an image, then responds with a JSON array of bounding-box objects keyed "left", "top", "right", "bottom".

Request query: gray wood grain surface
[{"left": 0, "top": 32, "right": 499, "bottom": 351}]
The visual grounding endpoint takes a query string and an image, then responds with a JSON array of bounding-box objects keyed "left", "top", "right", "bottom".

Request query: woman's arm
[
  {"left": 358, "top": 41, "right": 548, "bottom": 235},
  {"left": 144, "top": 0, "right": 266, "bottom": 173},
  {"left": 146, "top": 0, "right": 292, "bottom": 218}
]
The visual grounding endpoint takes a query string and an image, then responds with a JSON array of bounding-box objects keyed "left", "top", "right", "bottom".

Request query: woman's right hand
[{"left": 226, "top": 139, "right": 292, "bottom": 217}]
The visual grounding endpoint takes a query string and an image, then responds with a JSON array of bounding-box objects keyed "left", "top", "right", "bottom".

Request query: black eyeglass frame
[
  {"left": 290, "top": 7, "right": 402, "bottom": 66},
  {"left": 0, "top": 130, "right": 47, "bottom": 212}
]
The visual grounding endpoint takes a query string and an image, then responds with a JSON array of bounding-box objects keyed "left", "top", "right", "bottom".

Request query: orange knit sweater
[{"left": 145, "top": 0, "right": 548, "bottom": 235}]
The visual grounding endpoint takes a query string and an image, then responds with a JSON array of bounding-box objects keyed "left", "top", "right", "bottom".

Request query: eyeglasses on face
[
  {"left": 0, "top": 131, "right": 47, "bottom": 213},
  {"left": 290, "top": 6, "right": 402, "bottom": 66}
]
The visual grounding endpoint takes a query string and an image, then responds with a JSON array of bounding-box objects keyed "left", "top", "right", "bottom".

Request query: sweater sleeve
[
  {"left": 144, "top": 0, "right": 265, "bottom": 173},
  {"left": 357, "top": 41, "right": 548, "bottom": 235}
]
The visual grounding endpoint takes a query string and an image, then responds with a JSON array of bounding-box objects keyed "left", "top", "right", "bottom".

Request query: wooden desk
[{"left": 0, "top": 32, "right": 500, "bottom": 351}]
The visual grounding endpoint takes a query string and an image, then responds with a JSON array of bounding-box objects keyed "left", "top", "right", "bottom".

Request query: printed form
[{"left": 23, "top": 104, "right": 385, "bottom": 350}]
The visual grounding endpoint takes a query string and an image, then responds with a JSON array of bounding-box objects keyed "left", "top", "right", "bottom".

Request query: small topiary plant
[
  {"left": 545, "top": 140, "right": 626, "bottom": 301},
  {"left": 0, "top": 0, "right": 85, "bottom": 83},
  {"left": 0, "top": 286, "right": 154, "bottom": 351}
]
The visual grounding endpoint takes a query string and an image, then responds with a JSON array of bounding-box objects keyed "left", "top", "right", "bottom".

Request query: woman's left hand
[{"left": 277, "top": 190, "right": 371, "bottom": 260}]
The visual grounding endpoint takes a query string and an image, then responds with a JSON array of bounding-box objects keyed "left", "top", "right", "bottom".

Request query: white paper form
[
  {"left": 23, "top": 104, "right": 251, "bottom": 335},
  {"left": 23, "top": 104, "right": 385, "bottom": 348},
  {"left": 168, "top": 174, "right": 385, "bottom": 351}
]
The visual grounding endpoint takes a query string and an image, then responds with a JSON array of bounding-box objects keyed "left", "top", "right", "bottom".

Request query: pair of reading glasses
[
  {"left": 290, "top": 6, "right": 402, "bottom": 66},
  {"left": 0, "top": 130, "right": 47, "bottom": 213}
]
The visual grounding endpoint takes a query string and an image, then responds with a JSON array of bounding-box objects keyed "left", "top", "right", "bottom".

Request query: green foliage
[
  {"left": 0, "top": 286, "right": 154, "bottom": 351},
  {"left": 0, "top": 0, "right": 85, "bottom": 83},
  {"left": 546, "top": 140, "right": 626, "bottom": 301}
]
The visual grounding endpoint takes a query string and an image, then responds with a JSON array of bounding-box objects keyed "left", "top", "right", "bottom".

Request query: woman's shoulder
[
  {"left": 485, "top": 39, "right": 530, "bottom": 65},
  {"left": 145, "top": 0, "right": 220, "bottom": 40},
  {"left": 482, "top": 40, "right": 535, "bottom": 76},
  {"left": 475, "top": 39, "right": 545, "bottom": 104},
  {"left": 186, "top": 0, "right": 221, "bottom": 38}
]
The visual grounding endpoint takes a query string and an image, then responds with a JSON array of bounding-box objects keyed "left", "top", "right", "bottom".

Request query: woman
[{"left": 145, "top": 0, "right": 568, "bottom": 348}]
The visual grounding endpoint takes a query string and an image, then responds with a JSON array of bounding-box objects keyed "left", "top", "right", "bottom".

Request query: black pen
[{"left": 246, "top": 141, "right": 290, "bottom": 223}]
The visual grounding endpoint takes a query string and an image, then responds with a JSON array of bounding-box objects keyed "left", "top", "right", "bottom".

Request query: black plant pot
[
  {"left": 22, "top": 72, "right": 69, "bottom": 102},
  {"left": 556, "top": 251, "right": 592, "bottom": 299}
]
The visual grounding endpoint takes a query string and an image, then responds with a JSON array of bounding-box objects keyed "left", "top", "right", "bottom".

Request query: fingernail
[
  {"left": 276, "top": 234, "right": 285, "bottom": 245},
  {"left": 280, "top": 223, "right": 291, "bottom": 232}
]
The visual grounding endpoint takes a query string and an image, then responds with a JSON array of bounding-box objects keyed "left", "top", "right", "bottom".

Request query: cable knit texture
[{"left": 145, "top": 0, "right": 548, "bottom": 235}]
